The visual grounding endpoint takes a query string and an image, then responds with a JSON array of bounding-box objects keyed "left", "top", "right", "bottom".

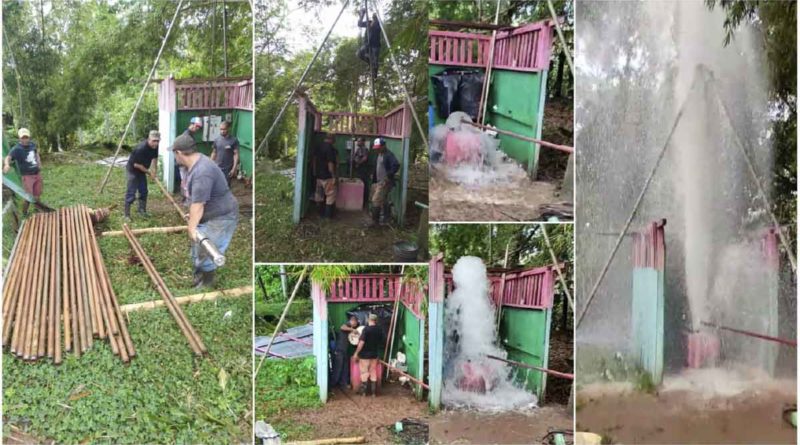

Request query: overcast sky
[{"left": 284, "top": 0, "right": 386, "bottom": 53}]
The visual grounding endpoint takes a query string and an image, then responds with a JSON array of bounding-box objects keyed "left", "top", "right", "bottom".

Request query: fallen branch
[
  {"left": 120, "top": 286, "right": 252, "bottom": 313},
  {"left": 101, "top": 226, "right": 187, "bottom": 237}
]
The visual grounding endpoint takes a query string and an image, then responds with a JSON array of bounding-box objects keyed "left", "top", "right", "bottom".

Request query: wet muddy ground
[
  {"left": 576, "top": 379, "right": 797, "bottom": 444},
  {"left": 428, "top": 406, "right": 573, "bottom": 444},
  {"left": 282, "top": 382, "right": 430, "bottom": 444}
]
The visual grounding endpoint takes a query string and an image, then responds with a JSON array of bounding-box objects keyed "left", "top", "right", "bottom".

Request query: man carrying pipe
[
  {"left": 123, "top": 130, "right": 160, "bottom": 221},
  {"left": 311, "top": 133, "right": 338, "bottom": 219},
  {"left": 171, "top": 134, "right": 239, "bottom": 289},
  {"left": 4, "top": 128, "right": 43, "bottom": 217},
  {"left": 369, "top": 138, "right": 399, "bottom": 226},
  {"left": 357, "top": 9, "right": 381, "bottom": 80},
  {"left": 331, "top": 315, "right": 360, "bottom": 389},
  {"left": 354, "top": 313, "right": 385, "bottom": 397},
  {"left": 210, "top": 121, "right": 239, "bottom": 186},
  {"left": 352, "top": 137, "right": 371, "bottom": 208}
]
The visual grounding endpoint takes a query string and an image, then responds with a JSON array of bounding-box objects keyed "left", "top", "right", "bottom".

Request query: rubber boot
[
  {"left": 325, "top": 204, "right": 335, "bottom": 219},
  {"left": 368, "top": 207, "right": 380, "bottom": 227},
  {"left": 317, "top": 201, "right": 326, "bottom": 218},
  {"left": 124, "top": 202, "right": 132, "bottom": 222},
  {"left": 21, "top": 201, "right": 30, "bottom": 217},
  {"left": 359, "top": 382, "right": 368, "bottom": 397},
  {"left": 192, "top": 268, "right": 204, "bottom": 288},
  {"left": 202, "top": 269, "right": 216, "bottom": 288},
  {"left": 370, "top": 381, "right": 377, "bottom": 397},
  {"left": 137, "top": 199, "right": 149, "bottom": 218},
  {"left": 380, "top": 203, "right": 391, "bottom": 225}
]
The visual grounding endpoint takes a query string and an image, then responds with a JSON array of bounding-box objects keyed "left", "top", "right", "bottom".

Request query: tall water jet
[{"left": 442, "top": 256, "right": 538, "bottom": 411}]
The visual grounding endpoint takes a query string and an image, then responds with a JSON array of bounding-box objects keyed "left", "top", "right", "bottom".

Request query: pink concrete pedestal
[
  {"left": 336, "top": 178, "right": 365, "bottom": 211},
  {"left": 686, "top": 332, "right": 720, "bottom": 368}
]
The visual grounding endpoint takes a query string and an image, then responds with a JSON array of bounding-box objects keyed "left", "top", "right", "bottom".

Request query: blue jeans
[
  {"left": 191, "top": 215, "right": 238, "bottom": 272},
  {"left": 125, "top": 172, "right": 148, "bottom": 205}
]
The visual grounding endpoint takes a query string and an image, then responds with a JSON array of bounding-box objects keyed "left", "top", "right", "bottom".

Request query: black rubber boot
[
  {"left": 359, "top": 382, "right": 368, "bottom": 397},
  {"left": 325, "top": 204, "right": 335, "bottom": 219},
  {"left": 317, "top": 201, "right": 326, "bottom": 218},
  {"left": 370, "top": 381, "right": 377, "bottom": 397},
  {"left": 192, "top": 268, "right": 203, "bottom": 288},
  {"left": 202, "top": 270, "right": 216, "bottom": 288},
  {"left": 124, "top": 202, "right": 132, "bottom": 221},
  {"left": 137, "top": 199, "right": 149, "bottom": 218},
  {"left": 380, "top": 204, "right": 391, "bottom": 225},
  {"left": 369, "top": 207, "right": 380, "bottom": 227}
]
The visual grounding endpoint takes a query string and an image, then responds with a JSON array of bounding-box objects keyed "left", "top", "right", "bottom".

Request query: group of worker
[
  {"left": 124, "top": 117, "right": 240, "bottom": 289},
  {"left": 331, "top": 313, "right": 386, "bottom": 397},
  {"left": 3, "top": 119, "right": 240, "bottom": 290},
  {"left": 312, "top": 134, "right": 399, "bottom": 226}
]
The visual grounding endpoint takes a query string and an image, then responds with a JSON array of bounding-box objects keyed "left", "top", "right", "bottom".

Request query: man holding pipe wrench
[{"left": 170, "top": 134, "right": 239, "bottom": 289}]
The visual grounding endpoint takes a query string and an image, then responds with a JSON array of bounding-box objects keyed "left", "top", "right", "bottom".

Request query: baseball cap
[
  {"left": 190, "top": 117, "right": 203, "bottom": 127},
  {"left": 171, "top": 134, "right": 197, "bottom": 153},
  {"left": 372, "top": 137, "right": 385, "bottom": 149},
  {"left": 18, "top": 128, "right": 30, "bottom": 138}
]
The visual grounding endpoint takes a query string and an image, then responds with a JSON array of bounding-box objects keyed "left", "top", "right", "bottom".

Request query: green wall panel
[
  {"left": 428, "top": 64, "right": 545, "bottom": 175},
  {"left": 499, "top": 307, "right": 548, "bottom": 397},
  {"left": 400, "top": 306, "right": 422, "bottom": 383}
]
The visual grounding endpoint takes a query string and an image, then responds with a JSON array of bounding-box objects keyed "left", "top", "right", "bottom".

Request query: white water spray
[{"left": 442, "top": 256, "right": 538, "bottom": 411}]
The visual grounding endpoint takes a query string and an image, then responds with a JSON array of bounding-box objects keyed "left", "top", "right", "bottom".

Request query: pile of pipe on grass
[
  {"left": 2, "top": 206, "right": 134, "bottom": 364},
  {"left": 121, "top": 224, "right": 207, "bottom": 356}
]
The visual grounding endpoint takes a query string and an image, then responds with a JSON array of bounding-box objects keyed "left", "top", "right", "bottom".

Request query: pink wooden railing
[
  {"left": 309, "top": 100, "right": 411, "bottom": 138},
  {"left": 326, "top": 274, "right": 425, "bottom": 318},
  {"left": 175, "top": 79, "right": 253, "bottom": 111},
  {"left": 633, "top": 219, "right": 666, "bottom": 270},
  {"left": 429, "top": 19, "right": 554, "bottom": 72},
  {"left": 444, "top": 265, "right": 556, "bottom": 310}
]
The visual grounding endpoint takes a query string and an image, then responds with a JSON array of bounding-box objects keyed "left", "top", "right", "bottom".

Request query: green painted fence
[{"left": 499, "top": 307, "right": 551, "bottom": 399}]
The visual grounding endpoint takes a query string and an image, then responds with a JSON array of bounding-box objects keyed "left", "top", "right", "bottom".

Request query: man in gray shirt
[
  {"left": 210, "top": 121, "right": 239, "bottom": 186},
  {"left": 171, "top": 134, "right": 239, "bottom": 288}
]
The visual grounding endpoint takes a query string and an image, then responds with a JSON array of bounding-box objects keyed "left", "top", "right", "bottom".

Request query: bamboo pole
[
  {"left": 78, "top": 205, "right": 104, "bottom": 339},
  {"left": 153, "top": 179, "right": 188, "bottom": 221},
  {"left": 286, "top": 438, "right": 366, "bottom": 445},
  {"left": 2, "top": 218, "right": 26, "bottom": 314},
  {"left": 61, "top": 208, "right": 73, "bottom": 353},
  {"left": 100, "top": 226, "right": 187, "bottom": 237},
  {"left": 463, "top": 120, "right": 575, "bottom": 154},
  {"left": 378, "top": 359, "right": 430, "bottom": 390},
  {"left": 54, "top": 210, "right": 62, "bottom": 364},
  {"left": 2, "top": 218, "right": 32, "bottom": 346},
  {"left": 120, "top": 285, "right": 252, "bottom": 313},
  {"left": 384, "top": 266, "right": 406, "bottom": 377},
  {"left": 40, "top": 211, "right": 53, "bottom": 358},
  {"left": 73, "top": 206, "right": 96, "bottom": 346},
  {"left": 11, "top": 214, "right": 40, "bottom": 354},
  {"left": 25, "top": 214, "right": 47, "bottom": 359},
  {"left": 67, "top": 207, "right": 82, "bottom": 356},
  {"left": 123, "top": 225, "right": 204, "bottom": 355}
]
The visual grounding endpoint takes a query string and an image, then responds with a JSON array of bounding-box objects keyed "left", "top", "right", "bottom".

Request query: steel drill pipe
[
  {"left": 122, "top": 224, "right": 203, "bottom": 354},
  {"left": 122, "top": 224, "right": 205, "bottom": 355}
]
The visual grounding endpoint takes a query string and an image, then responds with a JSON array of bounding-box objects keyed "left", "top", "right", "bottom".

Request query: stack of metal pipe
[
  {"left": 2, "top": 205, "right": 135, "bottom": 364},
  {"left": 122, "top": 224, "right": 207, "bottom": 355}
]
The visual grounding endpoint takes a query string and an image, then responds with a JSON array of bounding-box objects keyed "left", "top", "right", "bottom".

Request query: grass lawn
[
  {"left": 254, "top": 160, "right": 424, "bottom": 263},
  {"left": 255, "top": 357, "right": 320, "bottom": 441},
  {"left": 2, "top": 149, "right": 253, "bottom": 444}
]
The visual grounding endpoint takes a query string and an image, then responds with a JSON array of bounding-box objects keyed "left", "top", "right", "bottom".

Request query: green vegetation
[
  {"left": 255, "top": 357, "right": 321, "bottom": 441},
  {"left": 3, "top": 152, "right": 253, "bottom": 443}
]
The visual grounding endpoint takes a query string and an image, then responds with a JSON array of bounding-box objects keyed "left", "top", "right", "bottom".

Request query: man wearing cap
[
  {"left": 123, "top": 131, "right": 160, "bottom": 221},
  {"left": 311, "top": 134, "right": 338, "bottom": 219},
  {"left": 176, "top": 117, "right": 204, "bottom": 204},
  {"left": 171, "top": 134, "right": 239, "bottom": 288},
  {"left": 210, "top": 121, "right": 239, "bottom": 186},
  {"left": 353, "top": 313, "right": 385, "bottom": 397},
  {"left": 369, "top": 137, "right": 400, "bottom": 226},
  {"left": 352, "top": 137, "right": 371, "bottom": 208},
  {"left": 3, "top": 128, "right": 42, "bottom": 216}
]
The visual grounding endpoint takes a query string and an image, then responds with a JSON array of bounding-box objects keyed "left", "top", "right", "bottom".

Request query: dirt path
[
  {"left": 429, "top": 406, "right": 572, "bottom": 444},
  {"left": 576, "top": 380, "right": 797, "bottom": 444},
  {"left": 429, "top": 170, "right": 559, "bottom": 222},
  {"left": 284, "top": 383, "right": 430, "bottom": 444}
]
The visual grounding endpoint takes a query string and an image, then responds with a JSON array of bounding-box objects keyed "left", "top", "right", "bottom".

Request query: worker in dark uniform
[
  {"left": 171, "top": 134, "right": 239, "bottom": 289},
  {"left": 331, "top": 315, "right": 360, "bottom": 389},
  {"left": 3, "top": 128, "right": 42, "bottom": 216},
  {"left": 354, "top": 313, "right": 386, "bottom": 396},
  {"left": 357, "top": 9, "right": 381, "bottom": 79},
  {"left": 311, "top": 134, "right": 338, "bottom": 219},
  {"left": 210, "top": 121, "right": 239, "bottom": 186},
  {"left": 123, "top": 130, "right": 160, "bottom": 221},
  {"left": 352, "top": 137, "right": 371, "bottom": 208},
  {"left": 369, "top": 138, "right": 400, "bottom": 226}
]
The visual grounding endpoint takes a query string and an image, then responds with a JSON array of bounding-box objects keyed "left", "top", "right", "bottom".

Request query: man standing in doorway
[
  {"left": 332, "top": 315, "right": 360, "bottom": 389},
  {"left": 210, "top": 121, "right": 239, "bottom": 186},
  {"left": 352, "top": 137, "right": 371, "bottom": 209},
  {"left": 124, "top": 130, "right": 160, "bottom": 221},
  {"left": 369, "top": 138, "right": 399, "bottom": 226},
  {"left": 3, "top": 128, "right": 42, "bottom": 216},
  {"left": 354, "top": 313, "right": 385, "bottom": 397},
  {"left": 312, "top": 134, "right": 338, "bottom": 219},
  {"left": 171, "top": 134, "right": 239, "bottom": 289}
]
